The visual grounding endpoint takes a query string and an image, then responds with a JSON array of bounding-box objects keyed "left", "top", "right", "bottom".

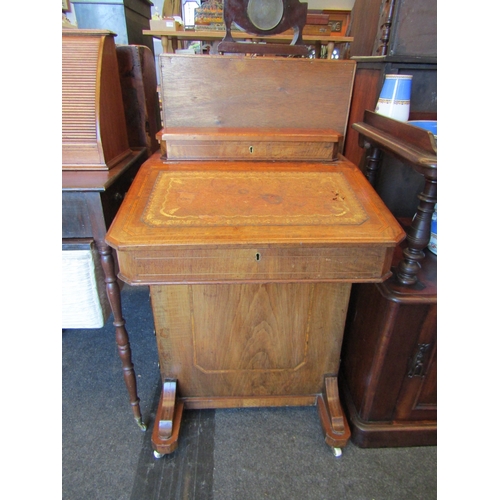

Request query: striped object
[{"left": 62, "top": 247, "right": 110, "bottom": 329}]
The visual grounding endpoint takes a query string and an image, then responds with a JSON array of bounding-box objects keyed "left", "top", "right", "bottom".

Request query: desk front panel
[{"left": 151, "top": 281, "right": 351, "bottom": 406}]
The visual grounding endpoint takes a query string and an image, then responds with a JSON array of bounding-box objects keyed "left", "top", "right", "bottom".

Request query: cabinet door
[{"left": 393, "top": 304, "right": 437, "bottom": 421}]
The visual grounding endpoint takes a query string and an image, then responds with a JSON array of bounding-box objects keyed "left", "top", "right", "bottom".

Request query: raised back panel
[
  {"left": 159, "top": 55, "right": 356, "bottom": 141},
  {"left": 62, "top": 29, "right": 131, "bottom": 170}
]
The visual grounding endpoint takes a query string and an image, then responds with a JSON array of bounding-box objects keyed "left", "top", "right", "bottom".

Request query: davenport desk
[
  {"left": 106, "top": 152, "right": 404, "bottom": 457},
  {"left": 105, "top": 55, "right": 405, "bottom": 458}
]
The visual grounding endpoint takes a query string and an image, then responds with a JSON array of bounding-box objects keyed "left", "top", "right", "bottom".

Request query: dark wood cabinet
[
  {"left": 348, "top": 0, "right": 437, "bottom": 59},
  {"left": 341, "top": 242, "right": 437, "bottom": 447},
  {"left": 344, "top": 56, "right": 437, "bottom": 218},
  {"left": 340, "top": 112, "right": 437, "bottom": 447},
  {"left": 343, "top": 0, "right": 437, "bottom": 218}
]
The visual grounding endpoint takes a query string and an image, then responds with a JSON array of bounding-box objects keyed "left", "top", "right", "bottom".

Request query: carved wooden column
[
  {"left": 377, "top": 0, "right": 396, "bottom": 56},
  {"left": 354, "top": 110, "right": 437, "bottom": 286},
  {"left": 364, "top": 147, "right": 383, "bottom": 187},
  {"left": 395, "top": 171, "right": 436, "bottom": 285}
]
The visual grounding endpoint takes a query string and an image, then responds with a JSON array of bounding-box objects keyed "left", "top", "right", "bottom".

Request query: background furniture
[
  {"left": 63, "top": 150, "right": 148, "bottom": 429},
  {"left": 340, "top": 111, "right": 437, "bottom": 447},
  {"left": 71, "top": 0, "right": 155, "bottom": 52},
  {"left": 343, "top": 0, "right": 437, "bottom": 217},
  {"left": 347, "top": 0, "right": 436, "bottom": 59},
  {"left": 116, "top": 44, "right": 162, "bottom": 154},
  {"left": 62, "top": 29, "right": 133, "bottom": 171},
  {"left": 143, "top": 29, "right": 353, "bottom": 58},
  {"left": 62, "top": 29, "right": 161, "bottom": 429},
  {"left": 337, "top": 0, "right": 438, "bottom": 448}
]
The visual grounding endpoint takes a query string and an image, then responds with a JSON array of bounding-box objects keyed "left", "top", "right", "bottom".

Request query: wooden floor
[{"left": 62, "top": 284, "right": 437, "bottom": 500}]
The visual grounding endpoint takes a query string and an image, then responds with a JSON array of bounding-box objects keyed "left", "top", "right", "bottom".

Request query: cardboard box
[{"left": 149, "top": 18, "right": 182, "bottom": 31}]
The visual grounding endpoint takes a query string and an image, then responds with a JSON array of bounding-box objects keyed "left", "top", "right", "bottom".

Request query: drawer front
[
  {"left": 166, "top": 140, "right": 337, "bottom": 161},
  {"left": 116, "top": 246, "right": 393, "bottom": 284}
]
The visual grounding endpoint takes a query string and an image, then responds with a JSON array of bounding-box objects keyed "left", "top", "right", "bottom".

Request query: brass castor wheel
[
  {"left": 332, "top": 447, "right": 342, "bottom": 458},
  {"left": 153, "top": 450, "right": 165, "bottom": 459}
]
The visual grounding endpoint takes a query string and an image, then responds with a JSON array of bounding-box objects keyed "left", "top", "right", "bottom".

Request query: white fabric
[{"left": 62, "top": 249, "right": 106, "bottom": 329}]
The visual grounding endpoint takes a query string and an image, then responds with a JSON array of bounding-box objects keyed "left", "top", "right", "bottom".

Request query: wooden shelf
[{"left": 143, "top": 29, "right": 353, "bottom": 58}]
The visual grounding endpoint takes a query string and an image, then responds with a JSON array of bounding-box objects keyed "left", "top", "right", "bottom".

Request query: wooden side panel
[
  {"left": 116, "top": 44, "right": 161, "bottom": 155},
  {"left": 151, "top": 282, "right": 351, "bottom": 401},
  {"left": 159, "top": 55, "right": 356, "bottom": 140},
  {"left": 347, "top": 0, "right": 385, "bottom": 57},
  {"left": 343, "top": 67, "right": 381, "bottom": 167},
  {"left": 97, "top": 35, "right": 131, "bottom": 168}
]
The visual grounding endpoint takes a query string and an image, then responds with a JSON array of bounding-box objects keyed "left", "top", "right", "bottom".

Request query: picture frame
[
  {"left": 62, "top": 0, "right": 71, "bottom": 13},
  {"left": 322, "top": 10, "right": 351, "bottom": 37}
]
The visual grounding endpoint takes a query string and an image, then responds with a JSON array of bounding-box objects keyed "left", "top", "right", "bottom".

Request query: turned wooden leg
[
  {"left": 152, "top": 378, "right": 184, "bottom": 456},
  {"left": 364, "top": 146, "right": 383, "bottom": 187},
  {"left": 327, "top": 41, "right": 334, "bottom": 59},
  {"left": 317, "top": 375, "right": 350, "bottom": 450},
  {"left": 396, "top": 174, "right": 437, "bottom": 286},
  {"left": 99, "top": 244, "right": 146, "bottom": 430},
  {"left": 161, "top": 35, "right": 168, "bottom": 54}
]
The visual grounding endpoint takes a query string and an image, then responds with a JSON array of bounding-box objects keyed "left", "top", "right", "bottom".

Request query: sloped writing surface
[{"left": 141, "top": 171, "right": 367, "bottom": 228}]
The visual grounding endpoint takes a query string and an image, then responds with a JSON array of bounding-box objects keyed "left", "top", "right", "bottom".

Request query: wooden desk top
[
  {"left": 62, "top": 148, "right": 147, "bottom": 192},
  {"left": 106, "top": 153, "right": 404, "bottom": 285}
]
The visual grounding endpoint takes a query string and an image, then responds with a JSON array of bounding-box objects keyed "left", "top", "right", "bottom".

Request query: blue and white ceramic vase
[{"left": 375, "top": 74, "right": 413, "bottom": 122}]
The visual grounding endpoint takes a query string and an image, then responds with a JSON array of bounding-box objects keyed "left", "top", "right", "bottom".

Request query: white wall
[
  {"left": 149, "top": 0, "right": 356, "bottom": 17},
  {"left": 307, "top": 0, "right": 355, "bottom": 9}
]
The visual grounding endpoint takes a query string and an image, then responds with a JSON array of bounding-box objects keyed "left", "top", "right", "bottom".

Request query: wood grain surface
[
  {"left": 151, "top": 281, "right": 350, "bottom": 403},
  {"left": 159, "top": 55, "right": 356, "bottom": 141}
]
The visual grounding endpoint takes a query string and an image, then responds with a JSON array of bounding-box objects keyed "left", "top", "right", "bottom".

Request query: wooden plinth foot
[
  {"left": 317, "top": 376, "right": 351, "bottom": 449},
  {"left": 151, "top": 379, "right": 184, "bottom": 455}
]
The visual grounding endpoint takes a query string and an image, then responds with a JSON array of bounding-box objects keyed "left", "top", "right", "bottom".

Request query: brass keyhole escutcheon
[
  {"left": 249, "top": 146, "right": 254, "bottom": 154},
  {"left": 255, "top": 252, "right": 261, "bottom": 261}
]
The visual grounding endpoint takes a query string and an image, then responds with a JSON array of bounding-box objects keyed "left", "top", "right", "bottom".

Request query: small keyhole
[
  {"left": 255, "top": 252, "right": 260, "bottom": 261},
  {"left": 249, "top": 146, "right": 254, "bottom": 154}
]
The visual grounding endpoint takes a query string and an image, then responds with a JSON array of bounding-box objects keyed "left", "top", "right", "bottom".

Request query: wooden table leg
[
  {"left": 171, "top": 36, "right": 178, "bottom": 53},
  {"left": 161, "top": 35, "right": 169, "bottom": 54},
  {"left": 327, "top": 41, "right": 334, "bottom": 59},
  {"left": 99, "top": 244, "right": 146, "bottom": 430}
]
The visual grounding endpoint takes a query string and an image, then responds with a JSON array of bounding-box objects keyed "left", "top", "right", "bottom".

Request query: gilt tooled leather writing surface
[{"left": 141, "top": 171, "right": 368, "bottom": 228}]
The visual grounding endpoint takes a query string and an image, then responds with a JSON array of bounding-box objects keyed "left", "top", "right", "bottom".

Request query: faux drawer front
[
  {"left": 116, "top": 246, "right": 393, "bottom": 284},
  {"left": 166, "top": 140, "right": 337, "bottom": 161},
  {"left": 158, "top": 127, "right": 341, "bottom": 161}
]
